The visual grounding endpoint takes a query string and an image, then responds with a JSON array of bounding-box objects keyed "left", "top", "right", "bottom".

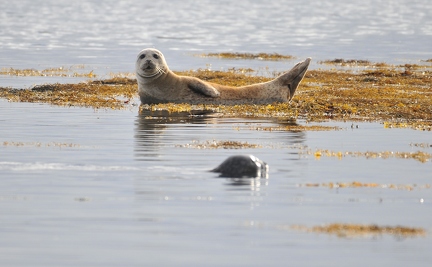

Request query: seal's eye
[
  {"left": 139, "top": 54, "right": 146, "bottom": 60},
  {"left": 153, "top": 54, "right": 159, "bottom": 59}
]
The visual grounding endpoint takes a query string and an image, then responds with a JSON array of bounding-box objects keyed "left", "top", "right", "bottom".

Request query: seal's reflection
[
  {"left": 134, "top": 109, "right": 306, "bottom": 191},
  {"left": 224, "top": 177, "right": 269, "bottom": 192},
  {"left": 134, "top": 109, "right": 214, "bottom": 161}
]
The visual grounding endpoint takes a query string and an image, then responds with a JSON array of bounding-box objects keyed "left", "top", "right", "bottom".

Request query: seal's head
[
  {"left": 211, "top": 155, "right": 269, "bottom": 178},
  {"left": 136, "top": 48, "right": 168, "bottom": 81}
]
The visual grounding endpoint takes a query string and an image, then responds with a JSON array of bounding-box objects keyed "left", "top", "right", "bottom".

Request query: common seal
[
  {"left": 136, "top": 48, "right": 311, "bottom": 105},
  {"left": 211, "top": 155, "right": 269, "bottom": 178}
]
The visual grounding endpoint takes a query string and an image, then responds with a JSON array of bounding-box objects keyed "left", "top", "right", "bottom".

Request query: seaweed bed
[
  {"left": 290, "top": 223, "right": 426, "bottom": 238},
  {"left": 1, "top": 59, "right": 430, "bottom": 237},
  {"left": 0, "top": 66, "right": 96, "bottom": 78},
  {"left": 1, "top": 59, "right": 431, "bottom": 132},
  {"left": 198, "top": 52, "right": 295, "bottom": 60},
  {"left": 299, "top": 181, "right": 430, "bottom": 191}
]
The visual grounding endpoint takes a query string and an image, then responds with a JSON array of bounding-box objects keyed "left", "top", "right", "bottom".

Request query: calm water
[
  {"left": 2, "top": 0, "right": 432, "bottom": 76},
  {"left": 1, "top": 0, "right": 432, "bottom": 266}
]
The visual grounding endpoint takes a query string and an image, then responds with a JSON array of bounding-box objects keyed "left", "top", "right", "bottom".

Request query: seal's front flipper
[
  {"left": 277, "top": 57, "right": 311, "bottom": 101},
  {"left": 187, "top": 78, "right": 220, "bottom": 98}
]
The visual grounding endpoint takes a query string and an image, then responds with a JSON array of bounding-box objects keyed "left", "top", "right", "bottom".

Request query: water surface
[
  {"left": 1, "top": 100, "right": 431, "bottom": 266},
  {"left": 2, "top": 0, "right": 431, "bottom": 74}
]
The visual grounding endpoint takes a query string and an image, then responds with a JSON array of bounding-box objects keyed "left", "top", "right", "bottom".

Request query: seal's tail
[{"left": 277, "top": 57, "right": 311, "bottom": 101}]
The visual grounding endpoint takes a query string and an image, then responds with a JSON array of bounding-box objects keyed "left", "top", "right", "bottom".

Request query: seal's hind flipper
[
  {"left": 278, "top": 57, "right": 311, "bottom": 101},
  {"left": 187, "top": 78, "right": 220, "bottom": 98}
]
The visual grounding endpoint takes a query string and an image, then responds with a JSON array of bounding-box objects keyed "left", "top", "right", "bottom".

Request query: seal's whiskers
[{"left": 157, "top": 66, "right": 166, "bottom": 74}]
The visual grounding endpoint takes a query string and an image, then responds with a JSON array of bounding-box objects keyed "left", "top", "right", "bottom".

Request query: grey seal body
[
  {"left": 211, "top": 155, "right": 269, "bottom": 178},
  {"left": 136, "top": 48, "right": 311, "bottom": 105}
]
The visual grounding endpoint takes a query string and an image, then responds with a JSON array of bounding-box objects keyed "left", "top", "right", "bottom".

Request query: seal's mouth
[
  {"left": 136, "top": 57, "right": 166, "bottom": 79},
  {"left": 142, "top": 61, "right": 155, "bottom": 71},
  {"left": 138, "top": 62, "right": 159, "bottom": 77},
  {"left": 137, "top": 63, "right": 165, "bottom": 79},
  {"left": 137, "top": 71, "right": 158, "bottom": 79}
]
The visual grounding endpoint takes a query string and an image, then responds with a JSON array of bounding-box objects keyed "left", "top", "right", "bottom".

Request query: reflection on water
[
  {"left": 134, "top": 110, "right": 215, "bottom": 161},
  {"left": 224, "top": 176, "right": 269, "bottom": 191},
  {"left": 133, "top": 110, "right": 307, "bottom": 192},
  {"left": 133, "top": 110, "right": 307, "bottom": 169}
]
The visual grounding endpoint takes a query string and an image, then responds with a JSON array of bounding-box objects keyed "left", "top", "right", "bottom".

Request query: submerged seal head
[
  {"left": 211, "top": 155, "right": 269, "bottom": 178},
  {"left": 135, "top": 48, "right": 168, "bottom": 82}
]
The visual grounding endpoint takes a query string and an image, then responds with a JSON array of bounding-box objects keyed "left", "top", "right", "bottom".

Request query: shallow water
[
  {"left": 1, "top": 99, "right": 431, "bottom": 266},
  {"left": 1, "top": 0, "right": 432, "bottom": 266}
]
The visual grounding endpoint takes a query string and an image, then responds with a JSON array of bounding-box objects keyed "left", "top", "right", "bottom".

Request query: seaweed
[
  {"left": 199, "top": 52, "right": 295, "bottom": 61},
  {"left": 319, "top": 59, "right": 378, "bottom": 66},
  {"left": 300, "top": 181, "right": 430, "bottom": 191},
  {"left": 1, "top": 59, "right": 431, "bottom": 130},
  {"left": 0, "top": 79, "right": 136, "bottom": 109},
  {"left": 176, "top": 140, "right": 262, "bottom": 149},
  {"left": 0, "top": 66, "right": 96, "bottom": 77},
  {"left": 291, "top": 223, "right": 426, "bottom": 238},
  {"left": 306, "top": 149, "right": 431, "bottom": 163}
]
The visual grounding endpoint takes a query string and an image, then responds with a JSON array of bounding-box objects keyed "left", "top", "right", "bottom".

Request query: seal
[
  {"left": 211, "top": 155, "right": 269, "bottom": 178},
  {"left": 136, "top": 48, "right": 311, "bottom": 105}
]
